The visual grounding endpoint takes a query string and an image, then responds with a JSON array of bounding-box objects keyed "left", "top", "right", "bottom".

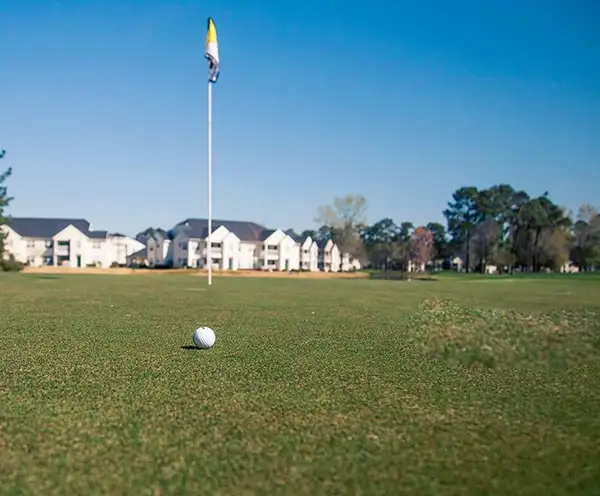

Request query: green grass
[{"left": 1, "top": 273, "right": 599, "bottom": 495}]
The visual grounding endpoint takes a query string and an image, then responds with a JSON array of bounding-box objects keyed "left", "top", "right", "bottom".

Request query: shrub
[{"left": 0, "top": 254, "right": 24, "bottom": 272}]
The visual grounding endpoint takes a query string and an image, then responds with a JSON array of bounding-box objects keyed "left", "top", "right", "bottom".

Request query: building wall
[
  {"left": 309, "top": 243, "right": 319, "bottom": 271},
  {"left": 299, "top": 239, "right": 319, "bottom": 271},
  {"left": 171, "top": 234, "right": 189, "bottom": 268},
  {"left": 172, "top": 228, "right": 245, "bottom": 270},
  {"left": 329, "top": 244, "right": 341, "bottom": 272},
  {"left": 107, "top": 236, "right": 145, "bottom": 266},
  {"left": 277, "top": 235, "right": 300, "bottom": 271},
  {"left": 3, "top": 226, "right": 49, "bottom": 265},
  {"left": 341, "top": 253, "right": 361, "bottom": 271},
  {"left": 3, "top": 225, "right": 147, "bottom": 268},
  {"left": 239, "top": 241, "right": 258, "bottom": 269},
  {"left": 220, "top": 232, "right": 241, "bottom": 270},
  {"left": 54, "top": 225, "right": 106, "bottom": 267},
  {"left": 187, "top": 239, "right": 201, "bottom": 268},
  {"left": 147, "top": 237, "right": 171, "bottom": 266}
]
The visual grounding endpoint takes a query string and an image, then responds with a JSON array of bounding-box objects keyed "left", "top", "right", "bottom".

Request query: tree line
[
  {"left": 1, "top": 150, "right": 598, "bottom": 274},
  {"left": 299, "top": 189, "right": 599, "bottom": 273}
]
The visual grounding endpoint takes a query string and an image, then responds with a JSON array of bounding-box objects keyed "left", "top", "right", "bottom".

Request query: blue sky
[{"left": 1, "top": 0, "right": 599, "bottom": 236}]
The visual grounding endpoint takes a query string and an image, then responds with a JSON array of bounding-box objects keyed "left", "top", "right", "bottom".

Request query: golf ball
[{"left": 193, "top": 326, "right": 216, "bottom": 349}]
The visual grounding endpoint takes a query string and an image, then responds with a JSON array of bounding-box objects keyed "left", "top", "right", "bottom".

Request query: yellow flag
[{"left": 205, "top": 18, "right": 220, "bottom": 83}]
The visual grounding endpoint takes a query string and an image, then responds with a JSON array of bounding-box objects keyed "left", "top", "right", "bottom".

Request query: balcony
[
  {"left": 55, "top": 246, "right": 70, "bottom": 256},
  {"left": 200, "top": 248, "right": 222, "bottom": 258}
]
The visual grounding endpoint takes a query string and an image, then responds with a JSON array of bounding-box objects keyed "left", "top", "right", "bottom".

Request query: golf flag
[{"left": 205, "top": 17, "right": 220, "bottom": 83}]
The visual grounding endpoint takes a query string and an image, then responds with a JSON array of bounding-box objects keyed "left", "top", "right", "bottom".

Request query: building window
[
  {"left": 211, "top": 242, "right": 221, "bottom": 249},
  {"left": 26, "top": 240, "right": 35, "bottom": 248},
  {"left": 92, "top": 241, "right": 102, "bottom": 249},
  {"left": 45, "top": 240, "right": 53, "bottom": 248},
  {"left": 267, "top": 259, "right": 276, "bottom": 265},
  {"left": 267, "top": 244, "right": 277, "bottom": 251},
  {"left": 179, "top": 242, "right": 187, "bottom": 250}
]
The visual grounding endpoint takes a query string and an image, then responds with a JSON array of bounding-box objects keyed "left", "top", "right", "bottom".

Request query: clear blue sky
[{"left": 1, "top": 0, "right": 599, "bottom": 236}]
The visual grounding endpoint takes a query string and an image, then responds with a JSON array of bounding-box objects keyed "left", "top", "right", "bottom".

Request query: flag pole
[
  {"left": 207, "top": 80, "right": 213, "bottom": 286},
  {"left": 205, "top": 16, "right": 218, "bottom": 286}
]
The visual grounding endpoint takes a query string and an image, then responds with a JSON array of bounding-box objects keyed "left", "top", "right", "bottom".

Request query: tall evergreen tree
[
  {"left": 0, "top": 149, "right": 13, "bottom": 261},
  {"left": 443, "top": 187, "right": 480, "bottom": 273}
]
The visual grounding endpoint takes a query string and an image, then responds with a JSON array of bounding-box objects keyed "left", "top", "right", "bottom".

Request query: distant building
[
  {"left": 3, "top": 217, "right": 144, "bottom": 268},
  {"left": 137, "top": 217, "right": 359, "bottom": 272}
]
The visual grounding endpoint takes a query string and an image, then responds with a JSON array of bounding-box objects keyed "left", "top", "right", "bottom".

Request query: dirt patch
[
  {"left": 23, "top": 267, "right": 141, "bottom": 275},
  {"left": 193, "top": 270, "right": 368, "bottom": 279},
  {"left": 22, "top": 267, "right": 368, "bottom": 279}
]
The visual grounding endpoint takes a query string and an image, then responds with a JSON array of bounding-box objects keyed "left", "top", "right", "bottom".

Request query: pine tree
[{"left": 0, "top": 149, "right": 14, "bottom": 262}]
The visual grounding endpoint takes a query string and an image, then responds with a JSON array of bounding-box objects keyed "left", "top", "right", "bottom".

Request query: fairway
[{"left": 1, "top": 273, "right": 600, "bottom": 495}]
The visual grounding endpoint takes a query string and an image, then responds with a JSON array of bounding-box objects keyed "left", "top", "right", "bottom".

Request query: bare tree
[{"left": 315, "top": 194, "right": 368, "bottom": 258}]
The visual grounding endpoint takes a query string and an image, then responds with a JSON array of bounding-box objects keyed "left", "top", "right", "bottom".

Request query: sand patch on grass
[{"left": 22, "top": 266, "right": 368, "bottom": 279}]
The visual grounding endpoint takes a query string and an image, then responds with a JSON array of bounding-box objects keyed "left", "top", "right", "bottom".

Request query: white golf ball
[{"left": 193, "top": 326, "right": 216, "bottom": 349}]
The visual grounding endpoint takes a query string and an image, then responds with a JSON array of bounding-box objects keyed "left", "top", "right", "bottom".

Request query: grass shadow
[
  {"left": 367, "top": 271, "right": 438, "bottom": 282},
  {"left": 24, "top": 274, "right": 63, "bottom": 280},
  {"left": 181, "top": 345, "right": 200, "bottom": 350}
]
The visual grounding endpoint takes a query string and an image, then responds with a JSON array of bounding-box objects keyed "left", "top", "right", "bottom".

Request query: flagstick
[{"left": 207, "top": 81, "right": 213, "bottom": 286}]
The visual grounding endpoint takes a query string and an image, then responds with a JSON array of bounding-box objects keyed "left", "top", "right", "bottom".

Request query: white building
[
  {"left": 3, "top": 217, "right": 143, "bottom": 268},
  {"left": 126, "top": 248, "right": 148, "bottom": 267},
  {"left": 317, "top": 239, "right": 341, "bottom": 272},
  {"left": 145, "top": 229, "right": 171, "bottom": 267},
  {"left": 298, "top": 236, "right": 319, "bottom": 271},
  {"left": 257, "top": 229, "right": 300, "bottom": 271},
  {"left": 107, "top": 233, "right": 146, "bottom": 266},
  {"left": 164, "top": 218, "right": 301, "bottom": 271},
  {"left": 341, "top": 252, "right": 361, "bottom": 272}
]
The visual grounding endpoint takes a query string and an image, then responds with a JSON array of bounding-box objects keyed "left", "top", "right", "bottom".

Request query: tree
[
  {"left": 472, "top": 185, "right": 517, "bottom": 272},
  {"left": 360, "top": 218, "right": 401, "bottom": 270},
  {"left": 471, "top": 218, "right": 502, "bottom": 272},
  {"left": 0, "top": 149, "right": 15, "bottom": 267},
  {"left": 315, "top": 194, "right": 367, "bottom": 257},
  {"left": 513, "top": 194, "right": 571, "bottom": 271},
  {"left": 538, "top": 227, "right": 571, "bottom": 271},
  {"left": 502, "top": 188, "right": 530, "bottom": 273},
  {"left": 571, "top": 205, "right": 600, "bottom": 270},
  {"left": 426, "top": 222, "right": 448, "bottom": 261},
  {"left": 410, "top": 227, "right": 434, "bottom": 271},
  {"left": 398, "top": 221, "right": 415, "bottom": 242},
  {"left": 443, "top": 187, "right": 480, "bottom": 273},
  {"left": 300, "top": 229, "right": 317, "bottom": 240}
]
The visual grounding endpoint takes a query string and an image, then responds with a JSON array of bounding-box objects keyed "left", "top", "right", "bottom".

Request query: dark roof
[
  {"left": 7, "top": 217, "right": 107, "bottom": 239},
  {"left": 284, "top": 229, "right": 303, "bottom": 243},
  {"left": 259, "top": 229, "right": 276, "bottom": 241},
  {"left": 150, "top": 229, "right": 169, "bottom": 241},
  {"left": 127, "top": 248, "right": 147, "bottom": 259},
  {"left": 173, "top": 218, "right": 268, "bottom": 241},
  {"left": 135, "top": 227, "right": 168, "bottom": 244}
]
